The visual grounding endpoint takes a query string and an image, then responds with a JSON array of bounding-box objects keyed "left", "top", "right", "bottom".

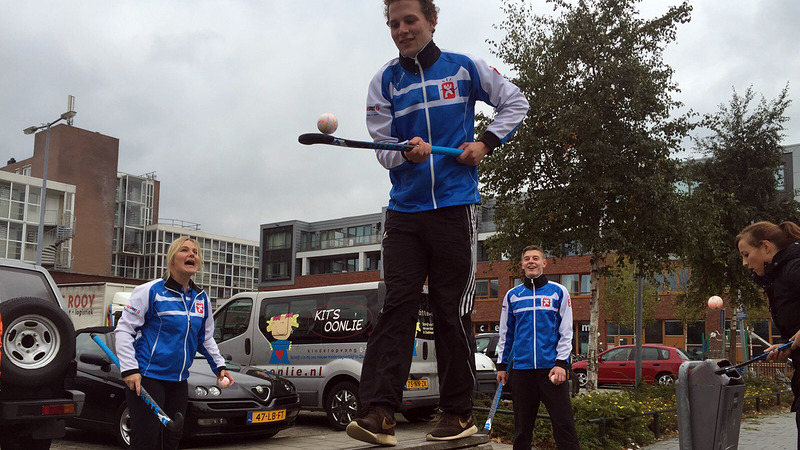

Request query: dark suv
[{"left": 0, "top": 259, "right": 84, "bottom": 450}]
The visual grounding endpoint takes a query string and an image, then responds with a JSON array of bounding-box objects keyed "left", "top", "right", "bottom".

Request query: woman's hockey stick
[
  {"left": 91, "top": 333, "right": 184, "bottom": 432},
  {"left": 298, "top": 133, "right": 464, "bottom": 157},
  {"left": 715, "top": 341, "right": 792, "bottom": 375}
]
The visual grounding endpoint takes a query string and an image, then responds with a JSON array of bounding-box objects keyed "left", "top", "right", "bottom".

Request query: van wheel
[
  {"left": 0, "top": 297, "right": 75, "bottom": 387},
  {"left": 402, "top": 406, "right": 437, "bottom": 423},
  {"left": 325, "top": 381, "right": 360, "bottom": 431}
]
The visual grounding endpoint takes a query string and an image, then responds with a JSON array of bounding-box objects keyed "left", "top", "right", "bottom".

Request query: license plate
[
  {"left": 406, "top": 379, "right": 428, "bottom": 390},
  {"left": 248, "top": 409, "right": 286, "bottom": 424}
]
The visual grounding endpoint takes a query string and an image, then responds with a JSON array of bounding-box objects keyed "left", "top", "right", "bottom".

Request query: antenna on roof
[{"left": 66, "top": 95, "right": 76, "bottom": 126}]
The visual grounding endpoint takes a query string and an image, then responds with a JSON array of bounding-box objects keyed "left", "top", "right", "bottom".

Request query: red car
[{"left": 572, "top": 344, "right": 690, "bottom": 387}]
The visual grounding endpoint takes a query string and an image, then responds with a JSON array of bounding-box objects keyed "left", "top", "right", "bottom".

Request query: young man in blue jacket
[
  {"left": 346, "top": 0, "right": 529, "bottom": 446},
  {"left": 496, "top": 245, "right": 579, "bottom": 450}
]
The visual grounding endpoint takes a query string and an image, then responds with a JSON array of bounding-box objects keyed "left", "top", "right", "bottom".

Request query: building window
[
  {"left": 559, "top": 274, "right": 590, "bottom": 295},
  {"left": 309, "top": 254, "right": 359, "bottom": 275},
  {"left": 475, "top": 279, "right": 499, "bottom": 301},
  {"left": 347, "top": 224, "right": 373, "bottom": 245},
  {"left": 580, "top": 274, "right": 590, "bottom": 295},
  {"left": 686, "top": 321, "right": 705, "bottom": 360},
  {"left": 645, "top": 320, "right": 663, "bottom": 344},
  {"left": 319, "top": 229, "right": 344, "bottom": 249},
  {"left": 606, "top": 321, "right": 634, "bottom": 346},
  {"left": 265, "top": 262, "right": 288, "bottom": 280},
  {"left": 656, "top": 268, "right": 690, "bottom": 293},
  {"left": 267, "top": 231, "right": 291, "bottom": 250},
  {"left": 664, "top": 320, "right": 683, "bottom": 336}
]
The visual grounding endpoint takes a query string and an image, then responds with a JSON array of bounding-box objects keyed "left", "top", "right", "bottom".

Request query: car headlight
[
  {"left": 208, "top": 386, "right": 222, "bottom": 396},
  {"left": 194, "top": 386, "right": 208, "bottom": 397}
]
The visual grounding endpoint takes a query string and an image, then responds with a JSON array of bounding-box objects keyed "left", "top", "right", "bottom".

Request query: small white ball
[
  {"left": 218, "top": 377, "right": 231, "bottom": 388},
  {"left": 317, "top": 113, "right": 338, "bottom": 134},
  {"left": 708, "top": 295, "right": 723, "bottom": 309},
  {"left": 550, "top": 375, "right": 557, "bottom": 384}
]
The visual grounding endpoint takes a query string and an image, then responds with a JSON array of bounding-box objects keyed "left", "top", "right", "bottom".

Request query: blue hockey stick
[{"left": 91, "top": 333, "right": 184, "bottom": 432}]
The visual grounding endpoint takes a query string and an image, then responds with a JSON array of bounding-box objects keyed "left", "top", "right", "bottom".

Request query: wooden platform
[{"left": 351, "top": 434, "right": 493, "bottom": 449}]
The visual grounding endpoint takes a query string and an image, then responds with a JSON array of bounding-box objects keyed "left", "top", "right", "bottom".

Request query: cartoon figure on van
[{"left": 267, "top": 313, "right": 300, "bottom": 364}]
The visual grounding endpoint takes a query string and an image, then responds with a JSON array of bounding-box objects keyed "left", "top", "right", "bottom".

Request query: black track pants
[
  {"left": 511, "top": 369, "right": 579, "bottom": 450},
  {"left": 126, "top": 377, "right": 188, "bottom": 450},
  {"left": 359, "top": 205, "right": 478, "bottom": 416}
]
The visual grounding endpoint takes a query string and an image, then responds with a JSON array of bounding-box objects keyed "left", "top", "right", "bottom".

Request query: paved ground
[
  {"left": 641, "top": 409, "right": 796, "bottom": 450},
  {"left": 53, "top": 409, "right": 796, "bottom": 449},
  {"left": 52, "top": 412, "right": 514, "bottom": 450}
]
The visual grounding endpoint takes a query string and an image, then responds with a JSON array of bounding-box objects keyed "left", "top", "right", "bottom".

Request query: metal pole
[
  {"left": 35, "top": 123, "right": 51, "bottom": 266},
  {"left": 720, "top": 308, "right": 726, "bottom": 359},
  {"left": 635, "top": 277, "right": 643, "bottom": 387}
]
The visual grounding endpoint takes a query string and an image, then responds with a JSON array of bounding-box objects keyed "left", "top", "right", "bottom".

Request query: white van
[{"left": 212, "top": 281, "right": 440, "bottom": 430}]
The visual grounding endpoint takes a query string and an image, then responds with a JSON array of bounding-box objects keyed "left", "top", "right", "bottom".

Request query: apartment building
[{"left": 3, "top": 123, "right": 259, "bottom": 303}]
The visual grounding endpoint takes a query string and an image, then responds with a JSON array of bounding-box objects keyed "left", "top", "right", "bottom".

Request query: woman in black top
[{"left": 737, "top": 220, "right": 800, "bottom": 447}]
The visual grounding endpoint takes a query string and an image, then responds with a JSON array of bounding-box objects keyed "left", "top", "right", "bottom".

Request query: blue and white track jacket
[
  {"left": 366, "top": 40, "right": 529, "bottom": 212},
  {"left": 496, "top": 275, "right": 573, "bottom": 371},
  {"left": 115, "top": 276, "right": 226, "bottom": 381}
]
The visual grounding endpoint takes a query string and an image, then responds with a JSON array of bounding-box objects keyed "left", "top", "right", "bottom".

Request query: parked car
[
  {"left": 475, "top": 332, "right": 501, "bottom": 361},
  {"left": 0, "top": 259, "right": 85, "bottom": 450},
  {"left": 474, "top": 332, "right": 579, "bottom": 397},
  {"left": 66, "top": 327, "right": 300, "bottom": 448},
  {"left": 572, "top": 344, "right": 690, "bottom": 387},
  {"left": 474, "top": 351, "right": 498, "bottom": 400}
]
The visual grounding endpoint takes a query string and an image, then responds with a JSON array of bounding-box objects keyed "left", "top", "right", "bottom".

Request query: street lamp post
[{"left": 23, "top": 99, "right": 76, "bottom": 266}]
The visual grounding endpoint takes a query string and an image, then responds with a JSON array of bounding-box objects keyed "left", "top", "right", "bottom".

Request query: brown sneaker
[
  {"left": 346, "top": 406, "right": 397, "bottom": 446},
  {"left": 426, "top": 412, "right": 477, "bottom": 441}
]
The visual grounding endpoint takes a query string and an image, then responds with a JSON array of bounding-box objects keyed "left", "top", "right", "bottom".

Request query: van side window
[
  {"left": 259, "top": 302, "right": 290, "bottom": 341},
  {"left": 287, "top": 299, "right": 320, "bottom": 344},
  {"left": 315, "top": 293, "right": 373, "bottom": 342},
  {"left": 214, "top": 298, "right": 253, "bottom": 342}
]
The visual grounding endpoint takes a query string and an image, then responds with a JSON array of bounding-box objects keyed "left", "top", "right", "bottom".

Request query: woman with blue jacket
[{"left": 115, "top": 236, "right": 233, "bottom": 450}]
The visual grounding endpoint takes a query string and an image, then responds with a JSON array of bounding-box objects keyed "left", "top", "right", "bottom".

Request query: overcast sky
[{"left": 2, "top": 1, "right": 799, "bottom": 242}]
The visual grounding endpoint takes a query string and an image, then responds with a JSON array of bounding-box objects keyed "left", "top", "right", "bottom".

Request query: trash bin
[{"left": 676, "top": 359, "right": 746, "bottom": 450}]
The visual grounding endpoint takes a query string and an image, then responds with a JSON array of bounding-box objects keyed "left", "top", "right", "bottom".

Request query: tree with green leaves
[
  {"left": 481, "top": 0, "right": 692, "bottom": 390},
  {"left": 680, "top": 85, "right": 798, "bottom": 339},
  {"left": 601, "top": 260, "right": 659, "bottom": 331}
]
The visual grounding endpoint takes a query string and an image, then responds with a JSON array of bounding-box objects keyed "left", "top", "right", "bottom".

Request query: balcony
[{"left": 299, "top": 234, "right": 381, "bottom": 252}]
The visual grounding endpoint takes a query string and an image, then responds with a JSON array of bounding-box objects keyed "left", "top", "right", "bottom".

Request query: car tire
[
  {"left": 401, "top": 406, "right": 438, "bottom": 423},
  {"left": 0, "top": 297, "right": 75, "bottom": 387},
  {"left": 115, "top": 402, "right": 132, "bottom": 449},
  {"left": 656, "top": 372, "right": 676, "bottom": 385},
  {"left": 574, "top": 369, "right": 588, "bottom": 388},
  {"left": 325, "top": 381, "right": 360, "bottom": 431}
]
